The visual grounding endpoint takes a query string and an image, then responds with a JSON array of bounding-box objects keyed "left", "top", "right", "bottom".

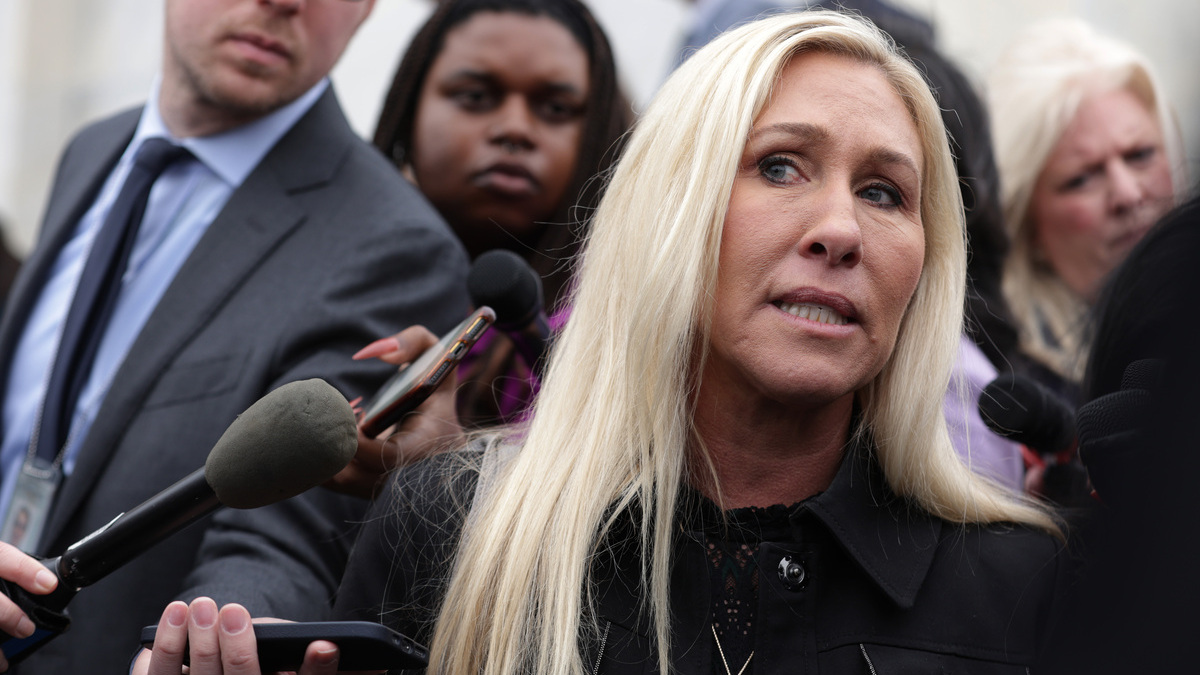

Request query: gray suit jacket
[{"left": 0, "top": 89, "right": 470, "bottom": 673}]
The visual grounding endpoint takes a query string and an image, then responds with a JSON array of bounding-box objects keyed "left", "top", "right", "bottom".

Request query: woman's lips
[
  {"left": 772, "top": 288, "right": 858, "bottom": 327},
  {"left": 774, "top": 300, "right": 849, "bottom": 326},
  {"left": 1110, "top": 222, "right": 1153, "bottom": 253},
  {"left": 472, "top": 164, "right": 540, "bottom": 197}
]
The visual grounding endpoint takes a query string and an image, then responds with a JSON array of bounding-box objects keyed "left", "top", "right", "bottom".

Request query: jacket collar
[
  {"left": 597, "top": 434, "right": 945, "bottom": 636},
  {"left": 802, "top": 434, "right": 942, "bottom": 609}
]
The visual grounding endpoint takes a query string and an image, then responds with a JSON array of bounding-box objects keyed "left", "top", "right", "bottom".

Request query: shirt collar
[
  {"left": 803, "top": 433, "right": 942, "bottom": 609},
  {"left": 131, "top": 76, "right": 330, "bottom": 187}
]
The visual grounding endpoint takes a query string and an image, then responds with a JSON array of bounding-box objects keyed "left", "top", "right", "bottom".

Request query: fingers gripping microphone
[
  {"left": 0, "top": 379, "right": 357, "bottom": 663},
  {"left": 467, "top": 250, "right": 552, "bottom": 374}
]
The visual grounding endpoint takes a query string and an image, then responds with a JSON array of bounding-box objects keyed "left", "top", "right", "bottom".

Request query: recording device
[
  {"left": 467, "top": 249, "right": 552, "bottom": 374},
  {"left": 141, "top": 620, "right": 428, "bottom": 672},
  {"left": 979, "top": 373, "right": 1093, "bottom": 505},
  {"left": 1076, "top": 358, "right": 1162, "bottom": 453},
  {"left": 357, "top": 306, "right": 495, "bottom": 437},
  {"left": 1075, "top": 359, "right": 1163, "bottom": 508},
  {"left": 978, "top": 373, "right": 1076, "bottom": 456},
  {"left": 0, "top": 379, "right": 358, "bottom": 665}
]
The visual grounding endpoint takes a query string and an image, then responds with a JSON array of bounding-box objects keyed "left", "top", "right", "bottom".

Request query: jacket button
[{"left": 777, "top": 555, "right": 806, "bottom": 591}]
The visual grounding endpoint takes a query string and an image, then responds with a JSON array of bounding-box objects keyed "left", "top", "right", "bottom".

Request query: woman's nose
[
  {"left": 262, "top": 0, "right": 302, "bottom": 13},
  {"left": 489, "top": 97, "right": 536, "bottom": 152},
  {"left": 1107, "top": 159, "right": 1146, "bottom": 214},
  {"left": 800, "top": 189, "right": 863, "bottom": 267}
]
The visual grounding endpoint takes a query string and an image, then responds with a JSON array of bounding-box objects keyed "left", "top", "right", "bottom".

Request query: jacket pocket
[
  {"left": 589, "top": 618, "right": 652, "bottom": 675},
  {"left": 142, "top": 351, "right": 249, "bottom": 409},
  {"left": 821, "top": 642, "right": 1032, "bottom": 674}
]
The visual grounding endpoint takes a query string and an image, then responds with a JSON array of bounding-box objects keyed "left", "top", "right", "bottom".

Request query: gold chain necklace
[{"left": 711, "top": 624, "right": 754, "bottom": 675}]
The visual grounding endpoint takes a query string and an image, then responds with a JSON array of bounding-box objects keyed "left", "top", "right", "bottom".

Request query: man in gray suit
[{"left": 0, "top": 0, "right": 469, "bottom": 671}]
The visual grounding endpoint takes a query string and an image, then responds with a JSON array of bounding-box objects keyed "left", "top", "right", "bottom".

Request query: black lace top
[{"left": 697, "top": 498, "right": 805, "bottom": 675}]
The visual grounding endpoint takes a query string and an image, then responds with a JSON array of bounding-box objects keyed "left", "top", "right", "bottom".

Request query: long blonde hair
[
  {"left": 988, "top": 18, "right": 1187, "bottom": 381},
  {"left": 428, "top": 11, "right": 1058, "bottom": 675}
]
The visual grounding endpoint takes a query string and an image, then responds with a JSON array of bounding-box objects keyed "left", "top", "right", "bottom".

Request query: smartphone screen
[{"left": 357, "top": 307, "right": 495, "bottom": 437}]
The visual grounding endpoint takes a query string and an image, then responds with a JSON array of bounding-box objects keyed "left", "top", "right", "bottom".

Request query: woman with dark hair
[
  {"left": 326, "top": 0, "right": 632, "bottom": 496},
  {"left": 374, "top": 0, "right": 628, "bottom": 306},
  {"left": 367, "top": 0, "right": 628, "bottom": 417}
]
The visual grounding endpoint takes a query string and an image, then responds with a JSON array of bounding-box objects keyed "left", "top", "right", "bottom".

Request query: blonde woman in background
[
  {"left": 142, "top": 11, "right": 1066, "bottom": 675},
  {"left": 989, "top": 18, "right": 1187, "bottom": 405}
]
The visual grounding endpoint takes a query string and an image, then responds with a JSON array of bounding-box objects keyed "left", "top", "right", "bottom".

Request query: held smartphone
[
  {"left": 357, "top": 306, "right": 495, "bottom": 438},
  {"left": 140, "top": 620, "right": 428, "bottom": 672}
]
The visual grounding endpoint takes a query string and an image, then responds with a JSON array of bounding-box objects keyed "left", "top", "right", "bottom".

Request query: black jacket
[{"left": 334, "top": 443, "right": 1069, "bottom": 674}]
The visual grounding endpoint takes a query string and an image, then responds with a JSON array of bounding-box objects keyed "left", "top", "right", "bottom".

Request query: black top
[
  {"left": 699, "top": 498, "right": 803, "bottom": 675},
  {"left": 335, "top": 440, "right": 1070, "bottom": 673}
]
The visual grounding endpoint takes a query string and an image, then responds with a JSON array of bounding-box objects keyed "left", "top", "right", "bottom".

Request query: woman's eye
[
  {"left": 759, "top": 157, "right": 801, "bottom": 185},
  {"left": 538, "top": 99, "right": 581, "bottom": 124},
  {"left": 451, "top": 89, "right": 495, "bottom": 111},
  {"left": 1060, "top": 171, "right": 1093, "bottom": 192},
  {"left": 860, "top": 183, "right": 902, "bottom": 208},
  {"left": 1125, "top": 146, "right": 1157, "bottom": 164}
]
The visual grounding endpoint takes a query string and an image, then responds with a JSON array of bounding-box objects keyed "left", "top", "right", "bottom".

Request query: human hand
[
  {"left": 1024, "top": 460, "right": 1046, "bottom": 497},
  {"left": 0, "top": 541, "right": 59, "bottom": 672},
  {"left": 134, "top": 599, "right": 348, "bottom": 675},
  {"left": 324, "top": 326, "right": 464, "bottom": 499}
]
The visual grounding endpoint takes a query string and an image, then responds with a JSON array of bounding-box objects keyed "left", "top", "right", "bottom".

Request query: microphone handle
[
  {"left": 58, "top": 467, "right": 219, "bottom": 589},
  {"left": 0, "top": 469, "right": 219, "bottom": 663},
  {"left": 0, "top": 561, "right": 73, "bottom": 666},
  {"left": 504, "top": 313, "right": 552, "bottom": 376}
]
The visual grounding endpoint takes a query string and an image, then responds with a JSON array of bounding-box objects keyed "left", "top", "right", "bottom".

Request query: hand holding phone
[
  {"left": 324, "top": 309, "right": 495, "bottom": 498},
  {"left": 357, "top": 307, "right": 495, "bottom": 438},
  {"left": 140, "top": 620, "right": 428, "bottom": 672}
]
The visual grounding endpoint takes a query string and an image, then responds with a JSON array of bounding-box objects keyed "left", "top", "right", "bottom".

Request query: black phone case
[{"left": 140, "top": 620, "right": 428, "bottom": 671}]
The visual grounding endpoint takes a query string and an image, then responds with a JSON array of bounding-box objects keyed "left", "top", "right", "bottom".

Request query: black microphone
[
  {"left": 467, "top": 250, "right": 552, "bottom": 373},
  {"left": 0, "top": 378, "right": 357, "bottom": 664},
  {"left": 978, "top": 373, "right": 1076, "bottom": 455},
  {"left": 1075, "top": 359, "right": 1163, "bottom": 508}
]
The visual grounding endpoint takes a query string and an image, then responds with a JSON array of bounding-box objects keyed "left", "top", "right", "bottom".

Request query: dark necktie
[{"left": 35, "top": 138, "right": 192, "bottom": 460}]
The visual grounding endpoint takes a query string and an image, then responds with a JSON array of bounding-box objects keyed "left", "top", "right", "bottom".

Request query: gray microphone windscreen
[{"left": 205, "top": 379, "right": 357, "bottom": 508}]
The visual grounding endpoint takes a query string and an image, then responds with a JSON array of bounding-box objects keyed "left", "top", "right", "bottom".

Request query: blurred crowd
[{"left": 0, "top": 1, "right": 1194, "bottom": 673}]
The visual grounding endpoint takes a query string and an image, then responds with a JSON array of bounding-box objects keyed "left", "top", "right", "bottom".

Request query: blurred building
[{"left": 2, "top": 0, "right": 1197, "bottom": 257}]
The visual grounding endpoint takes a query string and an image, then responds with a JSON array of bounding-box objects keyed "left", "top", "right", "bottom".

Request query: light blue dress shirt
[{"left": 0, "top": 78, "right": 329, "bottom": 529}]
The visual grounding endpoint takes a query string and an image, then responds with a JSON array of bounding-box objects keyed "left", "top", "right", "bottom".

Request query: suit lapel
[
  {"left": 43, "top": 91, "right": 354, "bottom": 544},
  {"left": 0, "top": 110, "right": 140, "bottom": 415}
]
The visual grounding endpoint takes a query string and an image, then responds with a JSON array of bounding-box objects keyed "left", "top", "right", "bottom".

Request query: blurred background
[{"left": 1, "top": 0, "right": 1197, "bottom": 258}]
